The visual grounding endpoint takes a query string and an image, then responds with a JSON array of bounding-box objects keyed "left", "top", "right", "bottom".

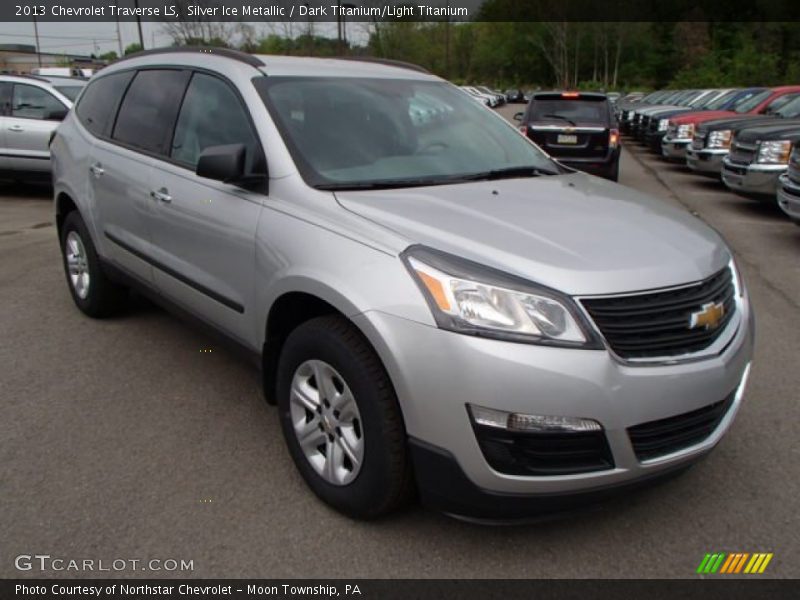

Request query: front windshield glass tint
[
  {"left": 735, "top": 89, "right": 771, "bottom": 113},
  {"left": 776, "top": 95, "right": 800, "bottom": 117},
  {"left": 257, "top": 77, "right": 556, "bottom": 189},
  {"left": 704, "top": 90, "right": 737, "bottom": 110}
]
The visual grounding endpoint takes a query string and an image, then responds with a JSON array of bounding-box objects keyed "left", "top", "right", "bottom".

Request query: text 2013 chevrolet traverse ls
[{"left": 51, "top": 49, "right": 753, "bottom": 520}]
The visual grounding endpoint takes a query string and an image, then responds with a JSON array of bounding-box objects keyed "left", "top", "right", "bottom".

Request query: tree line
[{"left": 97, "top": 19, "right": 800, "bottom": 92}]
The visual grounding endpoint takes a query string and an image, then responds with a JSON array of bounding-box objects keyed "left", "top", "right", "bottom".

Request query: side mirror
[
  {"left": 44, "top": 108, "right": 68, "bottom": 121},
  {"left": 513, "top": 112, "right": 524, "bottom": 122},
  {"left": 196, "top": 144, "right": 246, "bottom": 183}
]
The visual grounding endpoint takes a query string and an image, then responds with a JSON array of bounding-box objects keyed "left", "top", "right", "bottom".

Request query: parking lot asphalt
[{"left": 1, "top": 107, "right": 799, "bottom": 579}]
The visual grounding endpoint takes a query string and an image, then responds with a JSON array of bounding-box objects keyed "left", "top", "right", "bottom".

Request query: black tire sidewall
[
  {"left": 60, "top": 211, "right": 117, "bottom": 317},
  {"left": 276, "top": 317, "right": 406, "bottom": 518}
]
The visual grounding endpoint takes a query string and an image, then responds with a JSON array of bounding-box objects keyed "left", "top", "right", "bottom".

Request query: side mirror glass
[{"left": 196, "top": 144, "right": 246, "bottom": 183}]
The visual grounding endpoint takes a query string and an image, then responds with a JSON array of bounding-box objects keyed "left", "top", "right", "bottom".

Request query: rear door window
[
  {"left": 112, "top": 69, "right": 190, "bottom": 155},
  {"left": 76, "top": 71, "right": 134, "bottom": 136}
]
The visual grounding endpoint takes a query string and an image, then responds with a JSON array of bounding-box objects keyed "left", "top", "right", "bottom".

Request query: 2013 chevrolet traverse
[{"left": 51, "top": 49, "right": 754, "bottom": 520}]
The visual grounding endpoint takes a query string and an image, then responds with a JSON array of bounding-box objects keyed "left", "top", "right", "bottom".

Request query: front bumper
[
  {"left": 661, "top": 138, "right": 690, "bottom": 161},
  {"left": 721, "top": 157, "right": 786, "bottom": 196},
  {"left": 686, "top": 147, "right": 728, "bottom": 176},
  {"left": 354, "top": 297, "right": 754, "bottom": 518},
  {"left": 777, "top": 173, "right": 800, "bottom": 224}
]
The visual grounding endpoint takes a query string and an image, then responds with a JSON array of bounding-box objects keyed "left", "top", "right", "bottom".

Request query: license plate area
[{"left": 557, "top": 134, "right": 578, "bottom": 144}]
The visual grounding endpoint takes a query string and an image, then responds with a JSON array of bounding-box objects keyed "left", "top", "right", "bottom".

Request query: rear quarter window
[{"left": 76, "top": 71, "right": 134, "bottom": 136}]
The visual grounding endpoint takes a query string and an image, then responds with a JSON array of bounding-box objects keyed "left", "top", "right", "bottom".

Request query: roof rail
[
  {"left": 116, "top": 46, "right": 264, "bottom": 68},
  {"left": 332, "top": 56, "right": 430, "bottom": 74},
  {"left": 1, "top": 73, "right": 50, "bottom": 82}
]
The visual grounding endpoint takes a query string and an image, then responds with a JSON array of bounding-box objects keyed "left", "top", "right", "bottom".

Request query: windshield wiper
[
  {"left": 314, "top": 167, "right": 560, "bottom": 191},
  {"left": 541, "top": 113, "right": 577, "bottom": 126},
  {"left": 457, "top": 166, "right": 560, "bottom": 181},
  {"left": 315, "top": 178, "right": 461, "bottom": 191}
]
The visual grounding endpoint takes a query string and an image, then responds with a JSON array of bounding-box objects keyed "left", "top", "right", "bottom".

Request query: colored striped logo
[{"left": 697, "top": 552, "right": 773, "bottom": 574}]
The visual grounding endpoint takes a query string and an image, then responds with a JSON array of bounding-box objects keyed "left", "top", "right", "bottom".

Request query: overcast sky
[{"left": 0, "top": 21, "right": 351, "bottom": 57}]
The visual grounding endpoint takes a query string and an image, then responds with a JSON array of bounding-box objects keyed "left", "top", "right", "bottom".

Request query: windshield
[
  {"left": 256, "top": 77, "right": 557, "bottom": 190},
  {"left": 54, "top": 85, "right": 84, "bottom": 101},
  {"left": 776, "top": 96, "right": 800, "bottom": 118},
  {"left": 704, "top": 90, "right": 737, "bottom": 110},
  {"left": 734, "top": 89, "right": 772, "bottom": 114}
]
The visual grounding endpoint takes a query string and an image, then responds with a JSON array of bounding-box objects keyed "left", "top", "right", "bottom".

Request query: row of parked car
[{"left": 617, "top": 86, "right": 800, "bottom": 225}]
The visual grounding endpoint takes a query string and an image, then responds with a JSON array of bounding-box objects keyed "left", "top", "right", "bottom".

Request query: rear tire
[
  {"left": 276, "top": 315, "right": 413, "bottom": 519},
  {"left": 606, "top": 159, "right": 620, "bottom": 182},
  {"left": 60, "top": 211, "right": 127, "bottom": 318}
]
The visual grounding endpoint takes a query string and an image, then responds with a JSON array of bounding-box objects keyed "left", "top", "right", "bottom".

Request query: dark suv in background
[{"left": 515, "top": 92, "right": 621, "bottom": 180}]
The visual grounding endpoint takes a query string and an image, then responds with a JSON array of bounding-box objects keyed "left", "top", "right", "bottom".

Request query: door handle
[
  {"left": 89, "top": 163, "right": 105, "bottom": 178},
  {"left": 8, "top": 125, "right": 24, "bottom": 132},
  {"left": 150, "top": 188, "right": 172, "bottom": 204}
]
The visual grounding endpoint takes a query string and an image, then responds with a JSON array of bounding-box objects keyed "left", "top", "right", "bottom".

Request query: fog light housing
[
  {"left": 469, "top": 404, "right": 602, "bottom": 433},
  {"left": 467, "top": 405, "right": 613, "bottom": 475}
]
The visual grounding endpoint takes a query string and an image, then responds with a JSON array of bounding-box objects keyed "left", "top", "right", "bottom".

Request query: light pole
[
  {"left": 33, "top": 16, "right": 42, "bottom": 67},
  {"left": 134, "top": 0, "right": 145, "bottom": 50}
]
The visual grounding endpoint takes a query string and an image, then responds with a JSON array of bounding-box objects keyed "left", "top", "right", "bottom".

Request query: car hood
[
  {"left": 672, "top": 110, "right": 738, "bottom": 125},
  {"left": 335, "top": 173, "right": 729, "bottom": 296},
  {"left": 735, "top": 119, "right": 800, "bottom": 143},
  {"left": 697, "top": 115, "right": 775, "bottom": 134}
]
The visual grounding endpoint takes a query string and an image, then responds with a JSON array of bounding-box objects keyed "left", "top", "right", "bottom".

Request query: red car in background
[{"left": 661, "top": 86, "right": 800, "bottom": 161}]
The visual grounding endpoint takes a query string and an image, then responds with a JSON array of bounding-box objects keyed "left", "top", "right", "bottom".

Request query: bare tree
[{"left": 161, "top": 0, "right": 234, "bottom": 45}]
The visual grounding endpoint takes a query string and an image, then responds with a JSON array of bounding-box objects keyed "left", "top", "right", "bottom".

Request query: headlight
[
  {"left": 708, "top": 129, "right": 732, "bottom": 149},
  {"left": 402, "top": 246, "right": 598, "bottom": 347},
  {"left": 677, "top": 123, "right": 695, "bottom": 139},
  {"left": 658, "top": 118, "right": 669, "bottom": 131},
  {"left": 757, "top": 140, "right": 792, "bottom": 164}
]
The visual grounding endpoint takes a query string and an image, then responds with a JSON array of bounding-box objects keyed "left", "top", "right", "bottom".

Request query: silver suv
[
  {"left": 51, "top": 49, "right": 754, "bottom": 521},
  {"left": 1, "top": 74, "right": 76, "bottom": 181}
]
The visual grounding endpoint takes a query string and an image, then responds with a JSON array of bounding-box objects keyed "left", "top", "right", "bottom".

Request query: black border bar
[
  {"left": 2, "top": 579, "right": 798, "bottom": 600},
  {"left": 3, "top": 1, "right": 800, "bottom": 22}
]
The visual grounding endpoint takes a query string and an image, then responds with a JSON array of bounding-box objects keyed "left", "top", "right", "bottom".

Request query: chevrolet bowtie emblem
[{"left": 689, "top": 302, "right": 725, "bottom": 330}]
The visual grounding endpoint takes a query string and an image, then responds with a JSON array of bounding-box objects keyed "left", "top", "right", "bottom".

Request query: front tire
[
  {"left": 276, "top": 315, "right": 413, "bottom": 519},
  {"left": 60, "top": 211, "right": 127, "bottom": 318}
]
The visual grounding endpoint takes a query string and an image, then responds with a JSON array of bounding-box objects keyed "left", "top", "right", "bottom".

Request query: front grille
[
  {"left": 692, "top": 134, "right": 706, "bottom": 150},
  {"left": 789, "top": 149, "right": 800, "bottom": 185},
  {"left": 628, "top": 391, "right": 735, "bottom": 461},
  {"left": 581, "top": 267, "right": 736, "bottom": 360},
  {"left": 728, "top": 141, "right": 757, "bottom": 165},
  {"left": 473, "top": 426, "right": 615, "bottom": 476}
]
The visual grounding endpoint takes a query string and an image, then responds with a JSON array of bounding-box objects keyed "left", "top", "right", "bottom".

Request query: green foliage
[
  {"left": 123, "top": 43, "right": 143, "bottom": 56},
  {"left": 99, "top": 51, "right": 118, "bottom": 62},
  {"left": 357, "top": 21, "right": 800, "bottom": 90},
  {"left": 236, "top": 21, "right": 799, "bottom": 89},
  {"left": 181, "top": 37, "right": 230, "bottom": 48}
]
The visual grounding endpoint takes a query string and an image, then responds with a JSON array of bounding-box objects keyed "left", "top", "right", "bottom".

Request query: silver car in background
[
  {"left": 51, "top": 49, "right": 753, "bottom": 521},
  {"left": 0, "top": 74, "right": 77, "bottom": 181}
]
